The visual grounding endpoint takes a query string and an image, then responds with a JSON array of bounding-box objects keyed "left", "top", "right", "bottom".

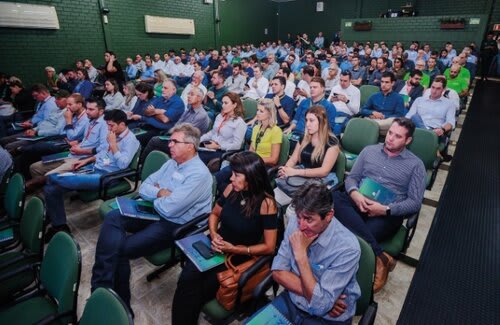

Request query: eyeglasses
[{"left": 168, "top": 139, "right": 192, "bottom": 145}]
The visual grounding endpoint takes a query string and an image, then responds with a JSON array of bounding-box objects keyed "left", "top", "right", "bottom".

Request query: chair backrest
[
  {"left": 141, "top": 150, "right": 170, "bottom": 181},
  {"left": 333, "top": 151, "right": 347, "bottom": 184},
  {"left": 129, "top": 146, "right": 141, "bottom": 171},
  {"left": 79, "top": 288, "right": 133, "bottom": 325},
  {"left": 355, "top": 236, "right": 376, "bottom": 315},
  {"left": 277, "top": 134, "right": 290, "bottom": 166},
  {"left": 20, "top": 196, "right": 45, "bottom": 256},
  {"left": 243, "top": 98, "right": 258, "bottom": 121},
  {"left": 4, "top": 173, "right": 25, "bottom": 222},
  {"left": 359, "top": 85, "right": 380, "bottom": 107},
  {"left": 407, "top": 128, "right": 439, "bottom": 169},
  {"left": 341, "top": 118, "right": 379, "bottom": 155},
  {"left": 40, "top": 232, "right": 81, "bottom": 317},
  {"left": 0, "top": 163, "right": 13, "bottom": 199}
]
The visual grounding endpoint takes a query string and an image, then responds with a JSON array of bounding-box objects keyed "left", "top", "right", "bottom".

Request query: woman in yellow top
[{"left": 215, "top": 98, "right": 282, "bottom": 193}]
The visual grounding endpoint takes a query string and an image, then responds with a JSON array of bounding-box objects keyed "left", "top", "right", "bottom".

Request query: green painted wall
[
  {"left": 218, "top": 0, "right": 278, "bottom": 45},
  {"left": 341, "top": 15, "right": 488, "bottom": 50},
  {"left": 277, "top": 0, "right": 494, "bottom": 42},
  {"left": 0, "top": 0, "right": 278, "bottom": 86},
  {"left": 0, "top": 0, "right": 106, "bottom": 86}
]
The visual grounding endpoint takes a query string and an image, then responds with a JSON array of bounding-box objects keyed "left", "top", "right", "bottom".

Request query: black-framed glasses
[{"left": 168, "top": 139, "right": 192, "bottom": 145}]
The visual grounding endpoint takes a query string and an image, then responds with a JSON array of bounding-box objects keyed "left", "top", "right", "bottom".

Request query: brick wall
[
  {"left": 0, "top": 0, "right": 278, "bottom": 86},
  {"left": 341, "top": 15, "right": 488, "bottom": 50},
  {"left": 0, "top": 0, "right": 106, "bottom": 85}
]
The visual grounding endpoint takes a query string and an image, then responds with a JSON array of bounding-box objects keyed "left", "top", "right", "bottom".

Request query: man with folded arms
[
  {"left": 270, "top": 183, "right": 361, "bottom": 324},
  {"left": 333, "top": 118, "right": 425, "bottom": 293},
  {"left": 91, "top": 123, "right": 212, "bottom": 312}
]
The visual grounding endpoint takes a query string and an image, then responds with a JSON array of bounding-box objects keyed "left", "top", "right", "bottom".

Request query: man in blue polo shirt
[
  {"left": 136, "top": 79, "right": 185, "bottom": 146},
  {"left": 361, "top": 71, "right": 405, "bottom": 136},
  {"left": 285, "top": 77, "right": 337, "bottom": 142}
]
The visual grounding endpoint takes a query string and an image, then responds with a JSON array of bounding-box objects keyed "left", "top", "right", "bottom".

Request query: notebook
[
  {"left": 245, "top": 303, "right": 292, "bottom": 325},
  {"left": 344, "top": 152, "right": 358, "bottom": 160},
  {"left": 11, "top": 122, "right": 24, "bottom": 131},
  {"left": 16, "top": 136, "right": 46, "bottom": 141},
  {"left": 175, "top": 233, "right": 224, "bottom": 272},
  {"left": 132, "top": 128, "right": 147, "bottom": 136},
  {"left": 0, "top": 227, "right": 14, "bottom": 243},
  {"left": 41, "top": 151, "right": 70, "bottom": 164},
  {"left": 358, "top": 177, "right": 396, "bottom": 205},
  {"left": 115, "top": 197, "right": 161, "bottom": 221}
]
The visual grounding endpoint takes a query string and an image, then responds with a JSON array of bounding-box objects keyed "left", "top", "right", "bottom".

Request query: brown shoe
[
  {"left": 373, "top": 252, "right": 396, "bottom": 293},
  {"left": 25, "top": 176, "right": 47, "bottom": 194}
]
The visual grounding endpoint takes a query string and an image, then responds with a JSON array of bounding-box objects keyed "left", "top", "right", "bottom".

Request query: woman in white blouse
[
  {"left": 119, "top": 82, "right": 138, "bottom": 113},
  {"left": 199, "top": 92, "right": 246, "bottom": 166},
  {"left": 103, "top": 78, "right": 124, "bottom": 110}
]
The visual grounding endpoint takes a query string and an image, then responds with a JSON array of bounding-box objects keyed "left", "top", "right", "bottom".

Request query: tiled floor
[{"left": 39, "top": 105, "right": 468, "bottom": 325}]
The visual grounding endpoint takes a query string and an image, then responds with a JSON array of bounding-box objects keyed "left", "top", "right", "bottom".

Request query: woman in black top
[{"left": 172, "top": 151, "right": 278, "bottom": 325}]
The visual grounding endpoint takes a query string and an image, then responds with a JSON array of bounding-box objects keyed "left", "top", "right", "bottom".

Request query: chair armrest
[
  {"left": 35, "top": 310, "right": 74, "bottom": 325},
  {"left": 220, "top": 149, "right": 244, "bottom": 161},
  {"left": 172, "top": 213, "right": 210, "bottom": 240},
  {"left": 0, "top": 262, "right": 39, "bottom": 282},
  {"left": 358, "top": 301, "right": 378, "bottom": 325},
  {"left": 0, "top": 252, "right": 37, "bottom": 270},
  {"left": 236, "top": 255, "right": 273, "bottom": 304},
  {"left": 99, "top": 167, "right": 140, "bottom": 199},
  {"left": 252, "top": 272, "right": 274, "bottom": 299},
  {"left": 330, "top": 181, "right": 345, "bottom": 193}
]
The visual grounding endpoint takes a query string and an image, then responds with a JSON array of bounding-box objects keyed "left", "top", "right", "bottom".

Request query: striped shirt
[{"left": 345, "top": 144, "right": 426, "bottom": 216}]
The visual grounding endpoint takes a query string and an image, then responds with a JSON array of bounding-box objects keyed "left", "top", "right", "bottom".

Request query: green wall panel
[
  {"left": 0, "top": 0, "right": 106, "bottom": 85},
  {"left": 341, "top": 15, "right": 488, "bottom": 50}
]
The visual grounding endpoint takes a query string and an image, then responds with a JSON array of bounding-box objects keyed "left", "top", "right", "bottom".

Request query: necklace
[{"left": 240, "top": 192, "right": 246, "bottom": 206}]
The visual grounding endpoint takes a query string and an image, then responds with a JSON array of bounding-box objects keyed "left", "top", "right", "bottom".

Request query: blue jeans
[
  {"left": 333, "top": 191, "right": 403, "bottom": 256},
  {"left": 43, "top": 167, "right": 107, "bottom": 226},
  {"left": 246, "top": 291, "right": 352, "bottom": 324},
  {"left": 409, "top": 113, "right": 426, "bottom": 129},
  {"left": 91, "top": 209, "right": 181, "bottom": 309}
]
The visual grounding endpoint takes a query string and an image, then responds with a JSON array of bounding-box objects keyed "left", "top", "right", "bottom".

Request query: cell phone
[
  {"left": 332, "top": 93, "right": 339, "bottom": 97},
  {"left": 192, "top": 240, "right": 214, "bottom": 259},
  {"left": 136, "top": 204, "right": 155, "bottom": 215},
  {"left": 200, "top": 140, "right": 212, "bottom": 147}
]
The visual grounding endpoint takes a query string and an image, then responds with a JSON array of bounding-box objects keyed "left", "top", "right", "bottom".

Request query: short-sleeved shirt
[
  {"left": 251, "top": 125, "right": 283, "bottom": 160},
  {"left": 217, "top": 191, "right": 277, "bottom": 246},
  {"left": 446, "top": 76, "right": 469, "bottom": 95}
]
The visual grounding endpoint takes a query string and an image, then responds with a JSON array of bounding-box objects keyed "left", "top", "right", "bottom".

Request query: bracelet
[{"left": 247, "top": 246, "right": 251, "bottom": 255}]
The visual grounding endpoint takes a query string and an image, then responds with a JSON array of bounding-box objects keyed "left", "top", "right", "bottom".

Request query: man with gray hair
[
  {"left": 180, "top": 70, "right": 207, "bottom": 105},
  {"left": 92, "top": 122, "right": 213, "bottom": 312},
  {"left": 140, "top": 86, "right": 210, "bottom": 162}
]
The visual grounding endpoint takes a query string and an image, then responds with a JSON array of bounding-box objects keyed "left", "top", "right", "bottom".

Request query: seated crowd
[{"left": 0, "top": 34, "right": 476, "bottom": 324}]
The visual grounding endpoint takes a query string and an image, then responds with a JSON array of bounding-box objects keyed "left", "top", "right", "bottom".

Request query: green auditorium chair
[
  {"left": 0, "top": 196, "right": 45, "bottom": 303},
  {"left": 0, "top": 232, "right": 81, "bottom": 324},
  {"left": 0, "top": 173, "right": 25, "bottom": 250},
  {"left": 78, "top": 146, "right": 141, "bottom": 203},
  {"left": 407, "top": 128, "right": 440, "bottom": 190},
  {"left": 359, "top": 85, "right": 380, "bottom": 108},
  {"left": 99, "top": 150, "right": 170, "bottom": 220},
  {"left": 380, "top": 210, "right": 420, "bottom": 267},
  {"left": 243, "top": 98, "right": 258, "bottom": 122},
  {"left": 340, "top": 118, "right": 379, "bottom": 172},
  {"left": 79, "top": 288, "right": 133, "bottom": 325},
  {"left": 145, "top": 176, "right": 217, "bottom": 282}
]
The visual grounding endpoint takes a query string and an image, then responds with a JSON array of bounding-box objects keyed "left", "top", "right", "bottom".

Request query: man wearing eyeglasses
[{"left": 91, "top": 122, "right": 213, "bottom": 313}]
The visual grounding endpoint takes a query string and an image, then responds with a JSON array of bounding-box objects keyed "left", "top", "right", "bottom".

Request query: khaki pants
[
  {"left": 30, "top": 158, "right": 79, "bottom": 178},
  {"left": 372, "top": 117, "right": 395, "bottom": 136}
]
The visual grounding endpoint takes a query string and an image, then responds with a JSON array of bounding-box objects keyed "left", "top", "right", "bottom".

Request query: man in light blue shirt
[
  {"left": 91, "top": 123, "right": 212, "bottom": 311},
  {"left": 269, "top": 183, "right": 361, "bottom": 324},
  {"left": 43, "top": 109, "right": 140, "bottom": 239}
]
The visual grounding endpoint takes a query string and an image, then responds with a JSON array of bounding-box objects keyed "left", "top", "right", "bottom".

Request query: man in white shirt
[
  {"left": 152, "top": 53, "right": 164, "bottom": 71},
  {"left": 180, "top": 71, "right": 207, "bottom": 106},
  {"left": 328, "top": 71, "right": 361, "bottom": 134},
  {"left": 243, "top": 64, "right": 269, "bottom": 100}
]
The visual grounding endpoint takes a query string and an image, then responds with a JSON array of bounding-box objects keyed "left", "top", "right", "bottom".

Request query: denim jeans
[
  {"left": 91, "top": 209, "right": 181, "bottom": 309},
  {"left": 43, "top": 166, "right": 107, "bottom": 226}
]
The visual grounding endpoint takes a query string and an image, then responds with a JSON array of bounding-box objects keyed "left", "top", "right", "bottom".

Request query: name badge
[
  {"left": 172, "top": 171, "right": 184, "bottom": 181},
  {"left": 103, "top": 158, "right": 111, "bottom": 166}
]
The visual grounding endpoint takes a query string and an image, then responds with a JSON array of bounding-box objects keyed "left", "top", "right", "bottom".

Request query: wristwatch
[
  {"left": 346, "top": 99, "right": 350, "bottom": 104},
  {"left": 276, "top": 105, "right": 283, "bottom": 109},
  {"left": 386, "top": 206, "right": 391, "bottom": 217}
]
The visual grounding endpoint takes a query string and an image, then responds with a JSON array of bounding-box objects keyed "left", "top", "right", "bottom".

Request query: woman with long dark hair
[{"left": 172, "top": 151, "right": 278, "bottom": 325}]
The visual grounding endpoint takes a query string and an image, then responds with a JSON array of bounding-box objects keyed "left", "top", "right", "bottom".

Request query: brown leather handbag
[{"left": 216, "top": 254, "right": 270, "bottom": 311}]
